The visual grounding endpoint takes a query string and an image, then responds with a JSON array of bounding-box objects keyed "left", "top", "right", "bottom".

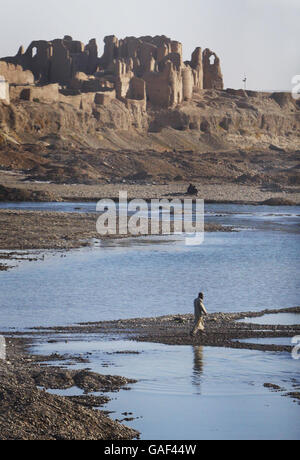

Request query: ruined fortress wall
[
  {"left": 0, "top": 62, "right": 34, "bottom": 85},
  {"left": 59, "top": 91, "right": 109, "bottom": 111},
  {"left": 115, "top": 60, "right": 134, "bottom": 99},
  {"left": 202, "top": 49, "right": 223, "bottom": 90},
  {"left": 49, "top": 40, "right": 73, "bottom": 85},
  {"left": 98, "top": 36, "right": 223, "bottom": 107},
  {"left": 58, "top": 93, "right": 85, "bottom": 110},
  {"left": 143, "top": 58, "right": 183, "bottom": 108},
  {"left": 127, "top": 77, "right": 146, "bottom": 101},
  {"left": 1, "top": 37, "right": 99, "bottom": 86},
  {"left": 10, "top": 84, "right": 60, "bottom": 103},
  {"left": 120, "top": 96, "right": 147, "bottom": 113},
  {"left": 94, "top": 91, "right": 116, "bottom": 106},
  {"left": 9, "top": 82, "right": 114, "bottom": 110},
  {"left": 0, "top": 35, "right": 224, "bottom": 109},
  {"left": 190, "top": 47, "right": 203, "bottom": 90},
  {"left": 21, "top": 41, "right": 53, "bottom": 83},
  {"left": 182, "top": 67, "right": 194, "bottom": 101},
  {"left": 9, "top": 85, "right": 24, "bottom": 101},
  {"left": 144, "top": 72, "right": 173, "bottom": 108}
]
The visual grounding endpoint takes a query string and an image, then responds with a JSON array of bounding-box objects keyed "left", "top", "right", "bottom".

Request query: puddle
[
  {"left": 238, "top": 313, "right": 300, "bottom": 326},
  {"left": 234, "top": 337, "right": 293, "bottom": 346}
]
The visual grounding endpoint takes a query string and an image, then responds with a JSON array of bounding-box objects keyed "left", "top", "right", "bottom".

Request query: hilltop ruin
[
  {"left": 0, "top": 35, "right": 223, "bottom": 108},
  {"left": 0, "top": 33, "right": 299, "bottom": 189}
]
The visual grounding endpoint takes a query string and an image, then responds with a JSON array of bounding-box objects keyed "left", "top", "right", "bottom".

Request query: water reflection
[{"left": 192, "top": 345, "right": 204, "bottom": 390}]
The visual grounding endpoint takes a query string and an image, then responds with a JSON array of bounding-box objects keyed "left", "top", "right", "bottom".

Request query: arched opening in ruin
[
  {"left": 209, "top": 55, "right": 215, "bottom": 65},
  {"left": 32, "top": 47, "right": 38, "bottom": 58}
]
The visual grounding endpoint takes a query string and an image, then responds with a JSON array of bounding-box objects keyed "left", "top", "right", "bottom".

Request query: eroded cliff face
[
  {"left": 0, "top": 88, "right": 299, "bottom": 187},
  {"left": 0, "top": 88, "right": 299, "bottom": 154}
]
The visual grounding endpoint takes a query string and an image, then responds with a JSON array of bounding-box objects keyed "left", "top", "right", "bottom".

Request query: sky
[{"left": 0, "top": 0, "right": 299, "bottom": 91}]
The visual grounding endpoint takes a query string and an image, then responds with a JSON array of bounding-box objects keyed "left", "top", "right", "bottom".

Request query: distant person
[
  {"left": 187, "top": 184, "right": 198, "bottom": 196},
  {"left": 190, "top": 292, "right": 208, "bottom": 337}
]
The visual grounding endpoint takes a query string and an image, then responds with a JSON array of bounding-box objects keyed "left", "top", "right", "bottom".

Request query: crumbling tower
[{"left": 0, "top": 35, "right": 224, "bottom": 108}]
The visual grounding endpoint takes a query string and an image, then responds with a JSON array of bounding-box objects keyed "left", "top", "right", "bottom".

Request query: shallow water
[
  {"left": 1, "top": 201, "right": 300, "bottom": 232},
  {"left": 33, "top": 337, "right": 300, "bottom": 440},
  {"left": 235, "top": 337, "right": 293, "bottom": 346},
  {"left": 239, "top": 313, "right": 300, "bottom": 326},
  {"left": 0, "top": 228, "right": 299, "bottom": 330},
  {"left": 2, "top": 203, "right": 300, "bottom": 439}
]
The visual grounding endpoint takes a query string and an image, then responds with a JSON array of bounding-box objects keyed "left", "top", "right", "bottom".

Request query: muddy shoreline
[
  {"left": 0, "top": 336, "right": 139, "bottom": 440},
  {"left": 0, "top": 209, "right": 235, "bottom": 251},
  {"left": 25, "top": 306, "right": 300, "bottom": 354},
  {"left": 1, "top": 306, "right": 299, "bottom": 439},
  {"left": 1, "top": 170, "right": 300, "bottom": 205},
  {"left": 0, "top": 208, "right": 235, "bottom": 271}
]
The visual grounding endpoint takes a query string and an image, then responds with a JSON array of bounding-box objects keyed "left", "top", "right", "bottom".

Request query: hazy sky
[{"left": 1, "top": 0, "right": 299, "bottom": 90}]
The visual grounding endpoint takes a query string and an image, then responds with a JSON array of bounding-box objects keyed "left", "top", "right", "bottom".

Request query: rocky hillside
[{"left": 0, "top": 88, "right": 299, "bottom": 185}]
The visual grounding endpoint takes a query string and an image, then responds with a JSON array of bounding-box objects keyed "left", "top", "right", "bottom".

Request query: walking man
[{"left": 191, "top": 292, "right": 208, "bottom": 337}]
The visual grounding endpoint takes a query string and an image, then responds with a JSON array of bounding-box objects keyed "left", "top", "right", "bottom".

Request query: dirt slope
[{"left": 0, "top": 89, "right": 299, "bottom": 186}]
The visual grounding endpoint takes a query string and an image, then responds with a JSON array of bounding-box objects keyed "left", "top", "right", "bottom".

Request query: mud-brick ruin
[{"left": 0, "top": 35, "right": 223, "bottom": 109}]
